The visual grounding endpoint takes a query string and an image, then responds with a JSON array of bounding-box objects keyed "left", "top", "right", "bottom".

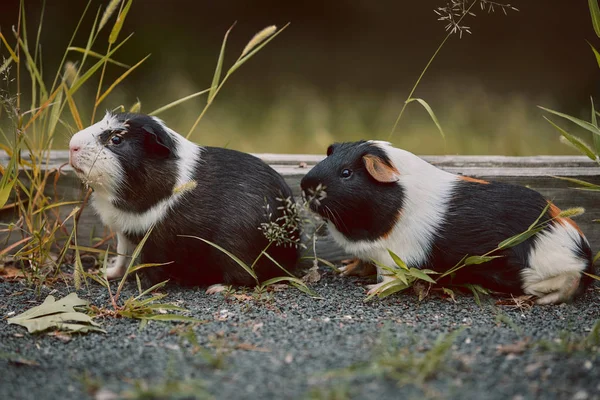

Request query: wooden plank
[{"left": 1, "top": 153, "right": 599, "bottom": 264}]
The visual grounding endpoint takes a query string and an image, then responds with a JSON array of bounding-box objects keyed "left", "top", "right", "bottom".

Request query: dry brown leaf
[
  {"left": 235, "top": 342, "right": 270, "bottom": 352},
  {"left": 496, "top": 339, "right": 530, "bottom": 355},
  {"left": 0, "top": 265, "right": 24, "bottom": 279},
  {"left": 232, "top": 294, "right": 253, "bottom": 302},
  {"left": 49, "top": 331, "right": 72, "bottom": 343},
  {"left": 301, "top": 266, "right": 321, "bottom": 284}
]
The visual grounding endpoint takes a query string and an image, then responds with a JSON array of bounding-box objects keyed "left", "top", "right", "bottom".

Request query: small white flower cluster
[
  {"left": 259, "top": 196, "right": 304, "bottom": 249},
  {"left": 434, "top": 0, "right": 519, "bottom": 38}
]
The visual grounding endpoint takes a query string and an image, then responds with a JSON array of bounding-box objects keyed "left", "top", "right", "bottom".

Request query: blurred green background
[{"left": 0, "top": 0, "right": 598, "bottom": 155}]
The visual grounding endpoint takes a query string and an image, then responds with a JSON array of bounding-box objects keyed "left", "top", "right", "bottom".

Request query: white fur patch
[
  {"left": 70, "top": 112, "right": 202, "bottom": 235},
  {"left": 69, "top": 112, "right": 126, "bottom": 194},
  {"left": 329, "top": 142, "right": 456, "bottom": 270},
  {"left": 522, "top": 223, "right": 589, "bottom": 292}
]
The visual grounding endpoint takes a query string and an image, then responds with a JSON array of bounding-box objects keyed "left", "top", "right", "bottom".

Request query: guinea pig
[
  {"left": 300, "top": 140, "right": 594, "bottom": 304},
  {"left": 69, "top": 112, "right": 299, "bottom": 290}
]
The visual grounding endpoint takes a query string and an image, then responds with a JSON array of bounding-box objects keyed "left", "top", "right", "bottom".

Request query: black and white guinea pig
[
  {"left": 300, "top": 140, "right": 594, "bottom": 304},
  {"left": 69, "top": 112, "right": 299, "bottom": 291}
]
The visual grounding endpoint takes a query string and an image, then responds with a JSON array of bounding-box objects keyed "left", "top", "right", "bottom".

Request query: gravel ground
[{"left": 1, "top": 270, "right": 599, "bottom": 400}]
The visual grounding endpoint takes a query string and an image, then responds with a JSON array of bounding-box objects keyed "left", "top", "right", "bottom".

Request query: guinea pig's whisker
[{"left": 328, "top": 202, "right": 350, "bottom": 233}]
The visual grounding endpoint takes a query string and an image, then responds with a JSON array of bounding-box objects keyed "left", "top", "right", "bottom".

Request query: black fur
[
  {"left": 105, "top": 113, "right": 299, "bottom": 286},
  {"left": 98, "top": 113, "right": 178, "bottom": 213},
  {"left": 302, "top": 141, "right": 594, "bottom": 297},
  {"left": 428, "top": 181, "right": 594, "bottom": 294},
  {"left": 300, "top": 141, "right": 405, "bottom": 241}
]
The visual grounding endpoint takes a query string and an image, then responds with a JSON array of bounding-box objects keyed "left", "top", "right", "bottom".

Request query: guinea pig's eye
[
  {"left": 110, "top": 135, "right": 123, "bottom": 145},
  {"left": 340, "top": 168, "right": 353, "bottom": 179}
]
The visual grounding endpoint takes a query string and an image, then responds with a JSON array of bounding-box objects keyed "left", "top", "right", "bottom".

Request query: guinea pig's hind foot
[
  {"left": 365, "top": 275, "right": 397, "bottom": 296},
  {"left": 206, "top": 284, "right": 231, "bottom": 295},
  {"left": 339, "top": 258, "right": 377, "bottom": 277},
  {"left": 524, "top": 272, "right": 581, "bottom": 305}
]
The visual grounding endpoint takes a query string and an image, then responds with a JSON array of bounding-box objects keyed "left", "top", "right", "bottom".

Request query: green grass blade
[
  {"left": 133, "top": 279, "right": 168, "bottom": 301},
  {"left": 405, "top": 98, "right": 445, "bottom": 139},
  {"left": 591, "top": 97, "right": 600, "bottom": 156},
  {"left": 148, "top": 89, "right": 210, "bottom": 116},
  {"left": 377, "top": 281, "right": 410, "bottom": 299},
  {"left": 463, "top": 255, "right": 503, "bottom": 265},
  {"left": 16, "top": 36, "right": 48, "bottom": 99},
  {"left": 544, "top": 117, "right": 598, "bottom": 161},
  {"left": 539, "top": 105, "right": 600, "bottom": 136},
  {"left": 68, "top": 33, "right": 133, "bottom": 96},
  {"left": 180, "top": 235, "right": 258, "bottom": 282},
  {"left": 227, "top": 23, "right": 289, "bottom": 76},
  {"left": 140, "top": 314, "right": 205, "bottom": 323},
  {"left": 109, "top": 0, "right": 133, "bottom": 44},
  {"left": 208, "top": 24, "right": 234, "bottom": 104},
  {"left": 388, "top": 249, "right": 409, "bottom": 270},
  {"left": 588, "top": 41, "right": 600, "bottom": 69},
  {"left": 0, "top": 178, "right": 17, "bottom": 209},
  {"left": 498, "top": 228, "right": 542, "bottom": 250},
  {"left": 527, "top": 202, "right": 550, "bottom": 231},
  {"left": 48, "top": 0, "right": 92, "bottom": 92},
  {"left": 95, "top": 54, "right": 150, "bottom": 107},
  {"left": 409, "top": 268, "right": 437, "bottom": 284},
  {"left": 261, "top": 251, "right": 295, "bottom": 277},
  {"left": 552, "top": 176, "right": 600, "bottom": 190},
  {"left": 67, "top": 47, "right": 130, "bottom": 68},
  {"left": 590, "top": 0, "right": 600, "bottom": 38},
  {"left": 127, "top": 262, "right": 170, "bottom": 274},
  {"left": 0, "top": 32, "right": 19, "bottom": 62},
  {"left": 130, "top": 99, "right": 141, "bottom": 113}
]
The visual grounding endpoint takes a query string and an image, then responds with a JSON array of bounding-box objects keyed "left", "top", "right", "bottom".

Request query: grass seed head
[{"left": 241, "top": 25, "right": 277, "bottom": 58}]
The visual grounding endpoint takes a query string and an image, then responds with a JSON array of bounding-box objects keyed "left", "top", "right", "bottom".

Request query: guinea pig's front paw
[
  {"left": 206, "top": 284, "right": 230, "bottom": 295},
  {"left": 104, "top": 256, "right": 127, "bottom": 281},
  {"left": 365, "top": 275, "right": 397, "bottom": 296},
  {"left": 339, "top": 258, "right": 377, "bottom": 277}
]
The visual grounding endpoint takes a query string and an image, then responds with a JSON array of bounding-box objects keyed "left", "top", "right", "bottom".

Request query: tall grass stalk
[{"left": 0, "top": 1, "right": 283, "bottom": 291}]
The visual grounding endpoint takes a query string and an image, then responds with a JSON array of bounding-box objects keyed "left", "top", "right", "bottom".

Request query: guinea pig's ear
[
  {"left": 142, "top": 124, "right": 171, "bottom": 158},
  {"left": 363, "top": 154, "right": 400, "bottom": 183},
  {"left": 326, "top": 144, "right": 336, "bottom": 156}
]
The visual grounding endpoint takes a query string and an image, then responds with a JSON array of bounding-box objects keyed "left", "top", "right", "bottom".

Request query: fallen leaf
[
  {"left": 49, "top": 331, "right": 72, "bottom": 342},
  {"left": 301, "top": 266, "right": 321, "bottom": 284},
  {"left": 7, "top": 293, "right": 105, "bottom": 334},
  {"left": 232, "top": 294, "right": 253, "bottom": 302},
  {"left": 94, "top": 388, "right": 120, "bottom": 400},
  {"left": 413, "top": 280, "right": 431, "bottom": 301},
  {"left": 235, "top": 342, "right": 270, "bottom": 352},
  {"left": 0, "top": 265, "right": 24, "bottom": 279},
  {"left": 496, "top": 339, "right": 530, "bottom": 355},
  {"left": 284, "top": 353, "right": 293, "bottom": 364},
  {"left": 0, "top": 352, "right": 40, "bottom": 367}
]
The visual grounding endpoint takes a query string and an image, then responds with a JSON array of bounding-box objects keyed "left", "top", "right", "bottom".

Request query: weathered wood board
[{"left": 1, "top": 152, "right": 599, "bottom": 263}]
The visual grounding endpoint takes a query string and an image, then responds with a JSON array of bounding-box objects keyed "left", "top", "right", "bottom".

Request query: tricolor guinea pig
[
  {"left": 69, "top": 112, "right": 299, "bottom": 290},
  {"left": 300, "top": 140, "right": 594, "bottom": 304}
]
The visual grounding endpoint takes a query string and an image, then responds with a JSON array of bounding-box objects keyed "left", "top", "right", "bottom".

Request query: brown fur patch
[
  {"left": 381, "top": 210, "right": 402, "bottom": 239},
  {"left": 363, "top": 155, "right": 400, "bottom": 183},
  {"left": 459, "top": 175, "right": 489, "bottom": 184},
  {"left": 547, "top": 201, "right": 584, "bottom": 236}
]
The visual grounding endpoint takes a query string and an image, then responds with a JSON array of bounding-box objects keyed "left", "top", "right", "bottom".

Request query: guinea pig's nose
[{"left": 70, "top": 145, "right": 80, "bottom": 153}]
